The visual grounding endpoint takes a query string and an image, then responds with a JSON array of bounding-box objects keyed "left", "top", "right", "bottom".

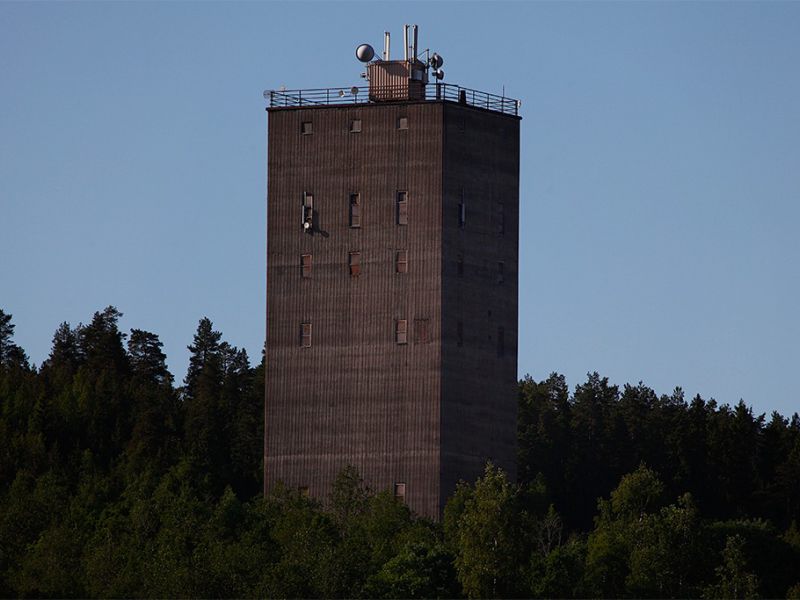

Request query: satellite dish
[
  {"left": 339, "top": 90, "right": 346, "bottom": 97},
  {"left": 430, "top": 53, "right": 443, "bottom": 70},
  {"left": 303, "top": 221, "right": 311, "bottom": 230},
  {"left": 356, "top": 44, "right": 375, "bottom": 63},
  {"left": 351, "top": 86, "right": 359, "bottom": 96},
  {"left": 433, "top": 69, "right": 444, "bottom": 80}
]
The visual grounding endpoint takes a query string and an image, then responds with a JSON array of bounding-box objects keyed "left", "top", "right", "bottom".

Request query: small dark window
[
  {"left": 350, "top": 119, "right": 362, "bottom": 133},
  {"left": 349, "top": 251, "right": 361, "bottom": 277},
  {"left": 350, "top": 193, "right": 361, "bottom": 228},
  {"left": 458, "top": 201, "right": 466, "bottom": 228},
  {"left": 414, "top": 319, "right": 430, "bottom": 344},
  {"left": 301, "top": 254, "right": 312, "bottom": 278},
  {"left": 396, "top": 319, "right": 408, "bottom": 344},
  {"left": 299, "top": 486, "right": 310, "bottom": 497},
  {"left": 457, "top": 254, "right": 464, "bottom": 277},
  {"left": 497, "top": 202, "right": 506, "bottom": 235},
  {"left": 302, "top": 193, "right": 313, "bottom": 231},
  {"left": 396, "top": 250, "right": 408, "bottom": 274},
  {"left": 301, "top": 322, "right": 312, "bottom": 348},
  {"left": 497, "top": 261, "right": 505, "bottom": 284},
  {"left": 497, "top": 326, "right": 505, "bottom": 357},
  {"left": 394, "top": 482, "right": 406, "bottom": 502},
  {"left": 397, "top": 116, "right": 408, "bottom": 130},
  {"left": 301, "top": 121, "right": 313, "bottom": 135},
  {"left": 457, "top": 321, "right": 463, "bottom": 347},
  {"left": 397, "top": 191, "right": 408, "bottom": 225}
]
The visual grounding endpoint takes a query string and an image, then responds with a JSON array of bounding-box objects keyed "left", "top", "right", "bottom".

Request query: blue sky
[{"left": 2, "top": 2, "right": 799, "bottom": 417}]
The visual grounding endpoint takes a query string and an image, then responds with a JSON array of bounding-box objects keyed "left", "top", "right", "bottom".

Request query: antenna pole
[
  {"left": 403, "top": 25, "right": 409, "bottom": 61},
  {"left": 384, "top": 31, "right": 390, "bottom": 60},
  {"left": 412, "top": 25, "right": 418, "bottom": 60}
]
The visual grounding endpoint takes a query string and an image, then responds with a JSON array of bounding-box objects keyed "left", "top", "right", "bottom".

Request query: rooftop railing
[{"left": 264, "top": 83, "right": 520, "bottom": 116}]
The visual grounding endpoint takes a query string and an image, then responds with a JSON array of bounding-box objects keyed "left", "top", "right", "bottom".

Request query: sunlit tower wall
[{"left": 264, "top": 27, "right": 520, "bottom": 519}]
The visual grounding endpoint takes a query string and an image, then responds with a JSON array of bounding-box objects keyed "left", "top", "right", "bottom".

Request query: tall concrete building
[{"left": 264, "top": 28, "right": 520, "bottom": 519}]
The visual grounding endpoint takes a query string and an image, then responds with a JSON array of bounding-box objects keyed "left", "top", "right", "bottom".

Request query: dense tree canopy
[{"left": 1, "top": 307, "right": 799, "bottom": 597}]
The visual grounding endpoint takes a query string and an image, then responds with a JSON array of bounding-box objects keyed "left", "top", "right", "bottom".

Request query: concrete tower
[{"left": 264, "top": 28, "right": 520, "bottom": 519}]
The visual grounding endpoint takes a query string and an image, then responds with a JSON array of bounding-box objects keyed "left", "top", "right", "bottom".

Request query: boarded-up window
[
  {"left": 414, "top": 319, "right": 430, "bottom": 344},
  {"left": 395, "top": 319, "right": 408, "bottom": 344},
  {"left": 497, "top": 261, "right": 505, "bottom": 284},
  {"left": 349, "top": 193, "right": 361, "bottom": 228},
  {"left": 457, "top": 321, "right": 463, "bottom": 347},
  {"left": 349, "top": 251, "right": 361, "bottom": 277},
  {"left": 301, "top": 254, "right": 312, "bottom": 278},
  {"left": 301, "top": 121, "right": 313, "bottom": 135},
  {"left": 397, "top": 116, "right": 408, "bottom": 130},
  {"left": 350, "top": 119, "right": 362, "bottom": 133},
  {"left": 302, "top": 192, "right": 313, "bottom": 231},
  {"left": 497, "top": 326, "right": 505, "bottom": 357},
  {"left": 301, "top": 322, "right": 312, "bottom": 348},
  {"left": 394, "top": 482, "right": 406, "bottom": 502},
  {"left": 397, "top": 191, "right": 408, "bottom": 225},
  {"left": 299, "top": 486, "right": 310, "bottom": 497},
  {"left": 457, "top": 254, "right": 464, "bottom": 276},
  {"left": 396, "top": 250, "right": 408, "bottom": 274}
]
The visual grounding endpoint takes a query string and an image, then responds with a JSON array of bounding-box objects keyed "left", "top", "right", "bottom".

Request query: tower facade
[{"left": 264, "top": 46, "right": 520, "bottom": 519}]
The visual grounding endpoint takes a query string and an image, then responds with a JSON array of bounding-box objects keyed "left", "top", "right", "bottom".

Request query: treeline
[{"left": 1, "top": 307, "right": 799, "bottom": 598}]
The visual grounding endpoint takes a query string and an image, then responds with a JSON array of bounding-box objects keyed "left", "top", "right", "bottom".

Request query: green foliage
[
  {"left": 445, "top": 463, "right": 527, "bottom": 598},
  {"left": 703, "top": 535, "right": 760, "bottom": 599},
  {"left": 364, "top": 541, "right": 459, "bottom": 599},
  {"left": 586, "top": 467, "right": 707, "bottom": 598},
  {"left": 2, "top": 310, "right": 800, "bottom": 598}
]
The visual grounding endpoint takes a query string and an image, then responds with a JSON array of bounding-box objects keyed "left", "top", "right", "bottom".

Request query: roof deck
[{"left": 264, "top": 83, "right": 521, "bottom": 117}]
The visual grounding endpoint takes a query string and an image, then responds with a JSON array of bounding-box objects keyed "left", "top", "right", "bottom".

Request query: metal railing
[{"left": 264, "top": 83, "right": 520, "bottom": 116}]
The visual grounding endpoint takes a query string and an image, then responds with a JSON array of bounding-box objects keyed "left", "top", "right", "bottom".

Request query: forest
[{"left": 1, "top": 306, "right": 799, "bottom": 598}]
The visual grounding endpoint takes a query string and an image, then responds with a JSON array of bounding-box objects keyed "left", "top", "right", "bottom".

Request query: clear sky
[{"left": 2, "top": 1, "right": 799, "bottom": 418}]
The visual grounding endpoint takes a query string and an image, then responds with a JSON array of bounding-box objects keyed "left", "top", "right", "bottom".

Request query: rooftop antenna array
[{"left": 354, "top": 25, "right": 445, "bottom": 82}]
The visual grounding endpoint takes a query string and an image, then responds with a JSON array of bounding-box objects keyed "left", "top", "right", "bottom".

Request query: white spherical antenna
[
  {"left": 430, "top": 53, "right": 444, "bottom": 70},
  {"left": 356, "top": 44, "right": 375, "bottom": 63}
]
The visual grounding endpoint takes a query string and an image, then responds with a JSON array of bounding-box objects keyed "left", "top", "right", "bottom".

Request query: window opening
[
  {"left": 301, "top": 254, "right": 312, "bottom": 278},
  {"left": 349, "top": 251, "right": 361, "bottom": 277},
  {"left": 302, "top": 192, "right": 313, "bottom": 232},
  {"left": 397, "top": 116, "right": 408, "bottom": 130},
  {"left": 414, "top": 319, "right": 430, "bottom": 344},
  {"left": 350, "top": 119, "right": 362, "bottom": 133},
  {"left": 301, "top": 322, "right": 312, "bottom": 348},
  {"left": 396, "top": 250, "right": 408, "bottom": 274},
  {"left": 395, "top": 319, "right": 408, "bottom": 344},
  {"left": 497, "top": 201, "right": 506, "bottom": 235},
  {"left": 301, "top": 121, "right": 313, "bottom": 135},
  {"left": 458, "top": 190, "right": 466, "bottom": 228},
  {"left": 394, "top": 482, "right": 406, "bottom": 502},
  {"left": 397, "top": 191, "right": 408, "bottom": 225},
  {"left": 349, "top": 193, "right": 361, "bottom": 228}
]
